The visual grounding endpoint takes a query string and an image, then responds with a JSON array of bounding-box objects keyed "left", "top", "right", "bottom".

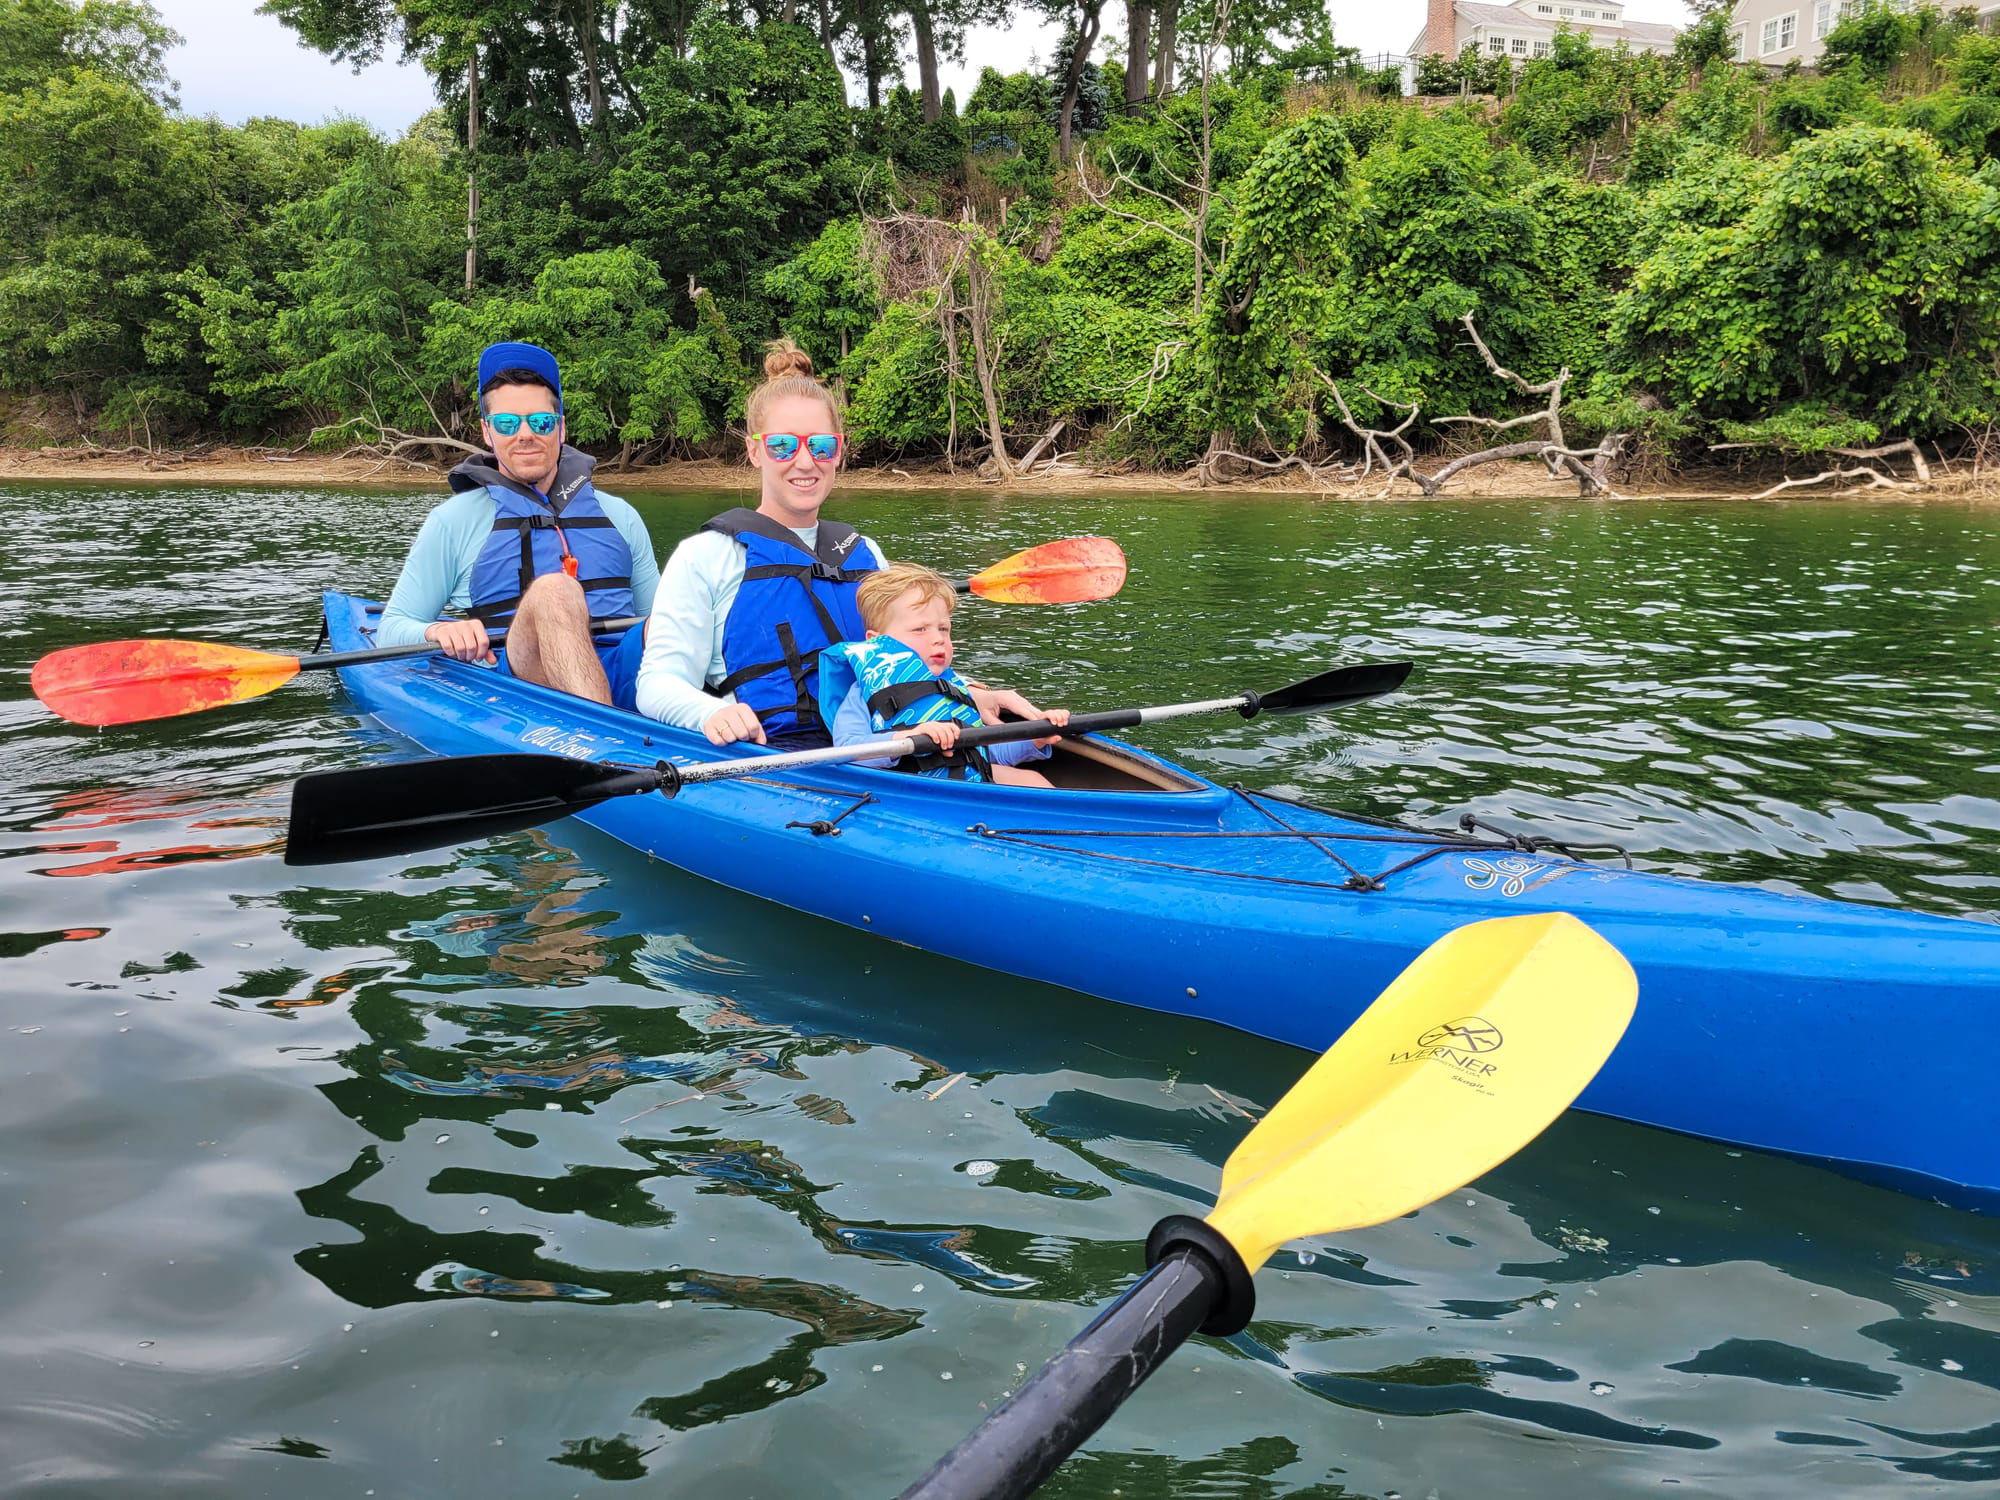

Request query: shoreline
[{"left": 2, "top": 446, "right": 1992, "bottom": 501}]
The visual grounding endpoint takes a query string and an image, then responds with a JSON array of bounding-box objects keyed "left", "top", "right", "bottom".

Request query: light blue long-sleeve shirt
[
  {"left": 377, "top": 488, "right": 659, "bottom": 648},
  {"left": 635, "top": 524, "right": 887, "bottom": 732}
]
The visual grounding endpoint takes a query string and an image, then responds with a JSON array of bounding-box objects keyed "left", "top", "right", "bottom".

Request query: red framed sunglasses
[{"left": 752, "top": 431, "right": 843, "bottom": 462}]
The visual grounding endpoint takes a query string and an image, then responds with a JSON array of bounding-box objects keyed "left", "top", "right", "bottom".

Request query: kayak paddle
[
  {"left": 899, "top": 910, "right": 1638, "bottom": 1500},
  {"left": 29, "top": 617, "right": 641, "bottom": 729},
  {"left": 29, "top": 538, "right": 1129, "bottom": 728},
  {"left": 281, "top": 659, "right": 1412, "bottom": 866}
]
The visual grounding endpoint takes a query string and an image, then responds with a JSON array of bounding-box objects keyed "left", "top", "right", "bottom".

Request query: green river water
[{"left": 2, "top": 482, "right": 1998, "bottom": 1498}]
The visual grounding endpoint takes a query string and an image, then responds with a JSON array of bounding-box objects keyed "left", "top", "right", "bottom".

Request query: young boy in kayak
[{"left": 818, "top": 562, "right": 1071, "bottom": 786}]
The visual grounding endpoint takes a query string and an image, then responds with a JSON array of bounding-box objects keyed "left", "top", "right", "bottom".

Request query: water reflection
[{"left": 8, "top": 485, "right": 2000, "bottom": 1497}]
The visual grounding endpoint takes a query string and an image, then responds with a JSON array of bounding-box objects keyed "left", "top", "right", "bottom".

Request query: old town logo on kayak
[
  {"left": 521, "top": 725, "right": 598, "bottom": 760},
  {"left": 1392, "top": 1015, "right": 1505, "bottom": 1088}
]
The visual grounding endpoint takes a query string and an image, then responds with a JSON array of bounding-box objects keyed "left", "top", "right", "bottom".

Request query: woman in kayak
[
  {"left": 634, "top": 342, "right": 1047, "bottom": 748},
  {"left": 819, "top": 563, "right": 1071, "bottom": 785}
]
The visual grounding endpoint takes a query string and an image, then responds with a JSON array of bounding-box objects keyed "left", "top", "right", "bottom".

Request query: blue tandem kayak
[{"left": 320, "top": 590, "right": 2000, "bottom": 1212}]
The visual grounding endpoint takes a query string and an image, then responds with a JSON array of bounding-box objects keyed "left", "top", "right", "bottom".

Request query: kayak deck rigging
[{"left": 968, "top": 786, "right": 1634, "bottom": 895}]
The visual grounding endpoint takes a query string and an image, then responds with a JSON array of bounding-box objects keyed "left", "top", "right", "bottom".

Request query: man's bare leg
[{"left": 506, "top": 574, "right": 612, "bottom": 703}]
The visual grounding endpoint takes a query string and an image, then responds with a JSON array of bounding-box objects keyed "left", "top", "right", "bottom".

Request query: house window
[
  {"left": 1533, "top": 38, "right": 1552, "bottom": 54},
  {"left": 1489, "top": 34, "right": 1507, "bottom": 51},
  {"left": 1536, "top": 3, "right": 1553, "bottom": 10},
  {"left": 1731, "top": 25, "right": 1747, "bottom": 57},
  {"left": 1761, "top": 12, "right": 1796, "bottom": 51},
  {"left": 1512, "top": 36, "right": 1529, "bottom": 52},
  {"left": 1558, "top": 6, "right": 1573, "bottom": 13},
  {"left": 1578, "top": 8, "right": 1595, "bottom": 16},
  {"left": 1814, "top": 0, "right": 1834, "bottom": 34}
]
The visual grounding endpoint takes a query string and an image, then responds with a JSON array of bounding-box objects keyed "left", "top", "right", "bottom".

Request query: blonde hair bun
[{"left": 762, "top": 340, "right": 817, "bottom": 381}]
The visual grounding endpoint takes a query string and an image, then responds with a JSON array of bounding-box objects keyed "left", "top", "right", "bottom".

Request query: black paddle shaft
[
  {"left": 898, "top": 1251, "right": 1218, "bottom": 1500},
  {"left": 898, "top": 1207, "right": 1266, "bottom": 1500}
]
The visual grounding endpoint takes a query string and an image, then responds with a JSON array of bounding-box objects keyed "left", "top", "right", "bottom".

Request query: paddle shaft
[
  {"left": 296, "top": 616, "right": 642, "bottom": 672},
  {"left": 668, "top": 696, "right": 1253, "bottom": 790},
  {"left": 900, "top": 1250, "right": 1222, "bottom": 1500}
]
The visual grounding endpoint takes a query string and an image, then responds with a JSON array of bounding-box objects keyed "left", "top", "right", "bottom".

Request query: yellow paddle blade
[
  {"left": 1207, "top": 912, "right": 1636, "bottom": 1272},
  {"left": 30, "top": 640, "right": 303, "bottom": 726},
  {"left": 965, "top": 536, "right": 1128, "bottom": 604}
]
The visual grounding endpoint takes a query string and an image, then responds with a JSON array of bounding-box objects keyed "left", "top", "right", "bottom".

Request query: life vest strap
[
  {"left": 711, "top": 628, "right": 827, "bottom": 734},
  {"left": 894, "top": 744, "right": 996, "bottom": 781},
  {"left": 865, "top": 677, "right": 979, "bottom": 721}
]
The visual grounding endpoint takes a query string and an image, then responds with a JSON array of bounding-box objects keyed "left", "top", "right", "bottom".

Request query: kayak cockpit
[{"left": 1039, "top": 736, "right": 1208, "bottom": 792}]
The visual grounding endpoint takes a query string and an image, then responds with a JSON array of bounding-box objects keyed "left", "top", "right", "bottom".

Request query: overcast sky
[{"left": 155, "top": 0, "right": 1697, "bottom": 136}]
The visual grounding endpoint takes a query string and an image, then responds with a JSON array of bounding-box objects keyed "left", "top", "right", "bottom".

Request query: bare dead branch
[{"left": 1748, "top": 465, "right": 1921, "bottom": 500}]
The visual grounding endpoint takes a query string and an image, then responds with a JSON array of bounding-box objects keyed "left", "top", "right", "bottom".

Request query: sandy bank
[{"left": 2, "top": 445, "right": 1991, "bottom": 501}]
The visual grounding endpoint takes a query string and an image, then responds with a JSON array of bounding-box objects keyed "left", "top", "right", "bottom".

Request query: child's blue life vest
[
  {"left": 463, "top": 447, "right": 635, "bottom": 643},
  {"left": 704, "top": 508, "right": 877, "bottom": 744},
  {"left": 818, "top": 635, "right": 995, "bottom": 782}
]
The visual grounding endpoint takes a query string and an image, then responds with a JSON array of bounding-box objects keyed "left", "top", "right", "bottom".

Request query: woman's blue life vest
[
  {"left": 704, "top": 508, "right": 878, "bottom": 745},
  {"left": 460, "top": 446, "right": 635, "bottom": 647},
  {"left": 817, "top": 635, "right": 996, "bottom": 782}
]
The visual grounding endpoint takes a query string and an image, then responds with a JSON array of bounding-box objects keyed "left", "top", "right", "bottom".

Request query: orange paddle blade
[
  {"left": 31, "top": 640, "right": 303, "bottom": 726},
  {"left": 965, "top": 536, "right": 1127, "bottom": 605}
]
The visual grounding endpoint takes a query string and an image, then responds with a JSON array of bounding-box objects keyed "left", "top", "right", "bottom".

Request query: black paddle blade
[
  {"left": 284, "top": 753, "right": 661, "bottom": 867},
  {"left": 1248, "top": 660, "right": 1413, "bottom": 717}
]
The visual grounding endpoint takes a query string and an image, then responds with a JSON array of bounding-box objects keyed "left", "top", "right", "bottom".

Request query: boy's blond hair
[{"left": 857, "top": 561, "right": 958, "bottom": 631}]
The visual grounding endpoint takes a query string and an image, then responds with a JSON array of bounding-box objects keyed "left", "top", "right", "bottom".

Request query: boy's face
[{"left": 870, "top": 588, "right": 954, "bottom": 673}]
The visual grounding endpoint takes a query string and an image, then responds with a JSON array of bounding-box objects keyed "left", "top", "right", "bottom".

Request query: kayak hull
[{"left": 320, "top": 592, "right": 2000, "bottom": 1211}]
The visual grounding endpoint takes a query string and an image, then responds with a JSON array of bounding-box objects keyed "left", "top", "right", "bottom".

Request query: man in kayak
[
  {"left": 377, "top": 341, "right": 659, "bottom": 707},
  {"left": 635, "top": 340, "right": 1045, "bottom": 747},
  {"left": 819, "top": 562, "right": 1070, "bottom": 785}
]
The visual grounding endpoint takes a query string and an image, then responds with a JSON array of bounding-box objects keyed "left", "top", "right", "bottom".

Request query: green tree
[
  {"left": 1203, "top": 111, "right": 1356, "bottom": 450},
  {"left": 764, "top": 218, "right": 877, "bottom": 369},
  {"left": 263, "top": 134, "right": 459, "bottom": 438},
  {"left": 0, "top": 0, "right": 179, "bottom": 101},
  {"left": 423, "top": 247, "right": 741, "bottom": 452},
  {"left": 611, "top": 18, "right": 854, "bottom": 326},
  {"left": 1609, "top": 124, "right": 2000, "bottom": 437},
  {"left": 1316, "top": 112, "right": 1549, "bottom": 419}
]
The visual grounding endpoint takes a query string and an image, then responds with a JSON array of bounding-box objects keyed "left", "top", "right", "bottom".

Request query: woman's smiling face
[{"left": 748, "top": 392, "right": 842, "bottom": 525}]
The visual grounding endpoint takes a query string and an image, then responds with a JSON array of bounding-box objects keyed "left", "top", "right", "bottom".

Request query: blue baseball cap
[{"left": 475, "top": 341, "right": 562, "bottom": 411}]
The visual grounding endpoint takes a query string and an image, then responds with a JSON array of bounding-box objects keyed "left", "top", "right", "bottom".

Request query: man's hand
[
  {"left": 703, "top": 702, "right": 767, "bottom": 746},
  {"left": 966, "top": 685, "right": 1043, "bottom": 725},
  {"left": 911, "top": 719, "right": 963, "bottom": 753},
  {"left": 424, "top": 618, "right": 496, "bottom": 664}
]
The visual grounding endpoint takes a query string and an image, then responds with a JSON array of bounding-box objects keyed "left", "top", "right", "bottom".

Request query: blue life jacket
[
  {"left": 819, "top": 635, "right": 994, "bottom": 782},
  {"left": 460, "top": 447, "right": 635, "bottom": 641},
  {"left": 705, "top": 508, "right": 877, "bottom": 745}
]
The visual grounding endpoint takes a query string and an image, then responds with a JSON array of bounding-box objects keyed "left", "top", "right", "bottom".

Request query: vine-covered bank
[{"left": 3, "top": 0, "right": 1999, "bottom": 484}]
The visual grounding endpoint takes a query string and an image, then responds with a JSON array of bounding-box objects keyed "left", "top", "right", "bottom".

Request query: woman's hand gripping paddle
[
  {"left": 29, "top": 538, "right": 1129, "bottom": 727},
  {"left": 898, "top": 910, "right": 1638, "bottom": 1500}
]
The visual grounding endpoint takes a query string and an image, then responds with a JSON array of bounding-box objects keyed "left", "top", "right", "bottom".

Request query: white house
[
  {"left": 1725, "top": 0, "right": 2000, "bottom": 68},
  {"left": 1410, "top": 0, "right": 1680, "bottom": 66}
]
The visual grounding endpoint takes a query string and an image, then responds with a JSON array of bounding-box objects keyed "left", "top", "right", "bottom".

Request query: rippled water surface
[{"left": 3, "top": 482, "right": 1998, "bottom": 1497}]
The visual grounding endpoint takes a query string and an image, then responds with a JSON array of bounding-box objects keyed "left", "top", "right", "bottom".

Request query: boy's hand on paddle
[
  {"left": 703, "top": 702, "right": 767, "bottom": 746},
  {"left": 425, "top": 619, "right": 497, "bottom": 665},
  {"left": 1032, "top": 707, "right": 1071, "bottom": 748},
  {"left": 913, "top": 720, "right": 963, "bottom": 752}
]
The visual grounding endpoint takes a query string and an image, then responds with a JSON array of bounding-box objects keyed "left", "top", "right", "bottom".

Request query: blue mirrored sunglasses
[
  {"left": 752, "top": 431, "right": 842, "bottom": 462},
  {"left": 487, "top": 411, "right": 559, "bottom": 437}
]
